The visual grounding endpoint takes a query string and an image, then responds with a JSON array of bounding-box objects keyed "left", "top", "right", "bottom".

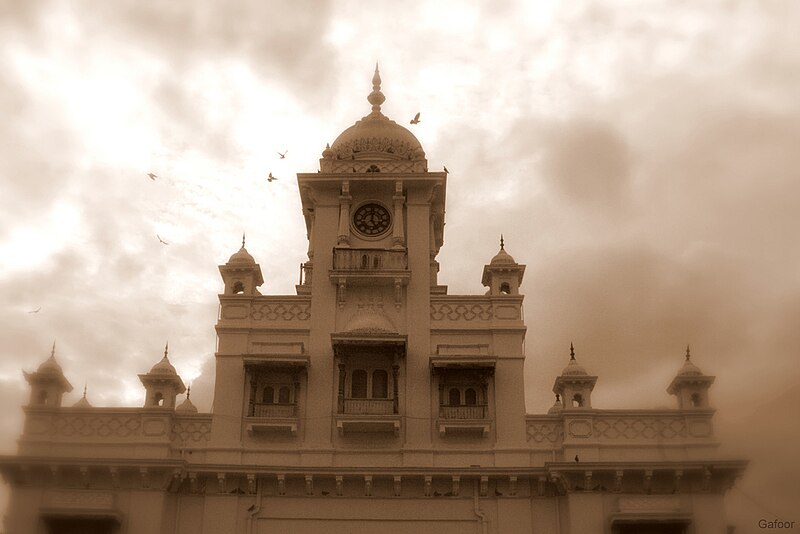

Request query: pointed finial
[
  {"left": 50, "top": 341, "right": 56, "bottom": 358},
  {"left": 164, "top": 341, "right": 169, "bottom": 359},
  {"left": 570, "top": 342, "right": 575, "bottom": 360},
  {"left": 685, "top": 344, "right": 691, "bottom": 361},
  {"left": 242, "top": 232, "right": 246, "bottom": 248},
  {"left": 367, "top": 63, "right": 385, "bottom": 113},
  {"left": 500, "top": 234, "right": 505, "bottom": 250},
  {"left": 186, "top": 384, "right": 191, "bottom": 399},
  {"left": 83, "top": 384, "right": 87, "bottom": 398}
]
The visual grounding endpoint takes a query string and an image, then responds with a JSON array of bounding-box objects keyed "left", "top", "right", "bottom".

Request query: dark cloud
[{"left": 539, "top": 119, "right": 631, "bottom": 208}]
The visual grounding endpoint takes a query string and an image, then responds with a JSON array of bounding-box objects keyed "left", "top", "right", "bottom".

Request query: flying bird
[
  {"left": 443, "top": 165, "right": 449, "bottom": 174},
  {"left": 267, "top": 172, "right": 278, "bottom": 182},
  {"left": 277, "top": 150, "right": 288, "bottom": 159},
  {"left": 28, "top": 307, "right": 41, "bottom": 314},
  {"left": 410, "top": 112, "right": 421, "bottom": 125},
  {"left": 147, "top": 173, "right": 157, "bottom": 180},
  {"left": 157, "top": 235, "right": 169, "bottom": 245},
  {"left": 574, "top": 454, "right": 580, "bottom": 463}
]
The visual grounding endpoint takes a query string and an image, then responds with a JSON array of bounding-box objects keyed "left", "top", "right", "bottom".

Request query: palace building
[{"left": 1, "top": 67, "right": 745, "bottom": 534}]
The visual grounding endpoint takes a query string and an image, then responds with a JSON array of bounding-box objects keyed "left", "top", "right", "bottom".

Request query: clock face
[{"left": 352, "top": 203, "right": 392, "bottom": 237}]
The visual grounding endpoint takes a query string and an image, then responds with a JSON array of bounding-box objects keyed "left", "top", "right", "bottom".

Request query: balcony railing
[
  {"left": 342, "top": 398, "right": 395, "bottom": 415},
  {"left": 439, "top": 405, "right": 488, "bottom": 419},
  {"left": 250, "top": 403, "right": 297, "bottom": 418},
  {"left": 332, "top": 248, "right": 408, "bottom": 271}
]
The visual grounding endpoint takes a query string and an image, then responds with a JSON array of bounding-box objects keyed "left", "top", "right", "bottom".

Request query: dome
[
  {"left": 326, "top": 65, "right": 425, "bottom": 162},
  {"left": 561, "top": 358, "right": 588, "bottom": 376},
  {"left": 38, "top": 354, "right": 64, "bottom": 375},
  {"left": 150, "top": 344, "right": 178, "bottom": 375},
  {"left": 561, "top": 343, "right": 588, "bottom": 376},
  {"left": 677, "top": 359, "right": 703, "bottom": 376},
  {"left": 677, "top": 346, "right": 703, "bottom": 376},
  {"left": 176, "top": 395, "right": 198, "bottom": 413},
  {"left": 228, "top": 246, "right": 255, "bottom": 265},
  {"left": 547, "top": 395, "right": 563, "bottom": 414},
  {"left": 329, "top": 112, "right": 424, "bottom": 161},
  {"left": 490, "top": 248, "right": 516, "bottom": 265},
  {"left": 73, "top": 396, "right": 92, "bottom": 408},
  {"left": 489, "top": 236, "right": 516, "bottom": 265},
  {"left": 343, "top": 307, "right": 397, "bottom": 334}
]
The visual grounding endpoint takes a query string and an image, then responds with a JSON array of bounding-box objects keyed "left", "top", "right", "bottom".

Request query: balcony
[
  {"left": 329, "top": 248, "right": 410, "bottom": 290},
  {"left": 245, "top": 402, "right": 299, "bottom": 436},
  {"left": 342, "top": 398, "right": 395, "bottom": 415},
  {"left": 438, "top": 404, "right": 491, "bottom": 437},
  {"left": 336, "top": 398, "right": 400, "bottom": 436},
  {"left": 439, "top": 404, "right": 488, "bottom": 420}
]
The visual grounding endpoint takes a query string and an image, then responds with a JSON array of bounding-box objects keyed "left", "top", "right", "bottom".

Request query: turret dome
[{"left": 325, "top": 65, "right": 425, "bottom": 163}]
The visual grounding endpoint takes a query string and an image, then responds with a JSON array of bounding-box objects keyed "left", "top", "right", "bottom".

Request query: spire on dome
[
  {"left": 164, "top": 341, "right": 169, "bottom": 359},
  {"left": 242, "top": 233, "right": 246, "bottom": 248},
  {"left": 83, "top": 384, "right": 87, "bottom": 398},
  {"left": 570, "top": 342, "right": 575, "bottom": 360},
  {"left": 367, "top": 63, "right": 385, "bottom": 113},
  {"left": 500, "top": 234, "right": 505, "bottom": 250},
  {"left": 685, "top": 344, "right": 691, "bottom": 361}
]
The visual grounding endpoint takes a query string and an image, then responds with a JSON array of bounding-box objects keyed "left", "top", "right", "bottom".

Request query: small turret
[
  {"left": 481, "top": 236, "right": 526, "bottom": 295},
  {"left": 23, "top": 342, "right": 73, "bottom": 407},
  {"left": 667, "top": 346, "right": 715, "bottom": 409},
  {"left": 219, "top": 234, "right": 264, "bottom": 296},
  {"left": 552, "top": 343, "right": 597, "bottom": 409},
  {"left": 138, "top": 343, "right": 186, "bottom": 409}
]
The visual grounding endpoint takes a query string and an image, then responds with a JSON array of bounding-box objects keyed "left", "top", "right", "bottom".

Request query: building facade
[{"left": 1, "top": 68, "right": 745, "bottom": 534}]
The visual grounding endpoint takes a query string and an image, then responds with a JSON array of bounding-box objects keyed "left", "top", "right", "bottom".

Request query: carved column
[
  {"left": 392, "top": 181, "right": 405, "bottom": 249},
  {"left": 337, "top": 362, "right": 346, "bottom": 414},
  {"left": 249, "top": 371, "right": 257, "bottom": 417},
  {"left": 392, "top": 364, "right": 400, "bottom": 414},
  {"left": 337, "top": 181, "right": 351, "bottom": 246}
]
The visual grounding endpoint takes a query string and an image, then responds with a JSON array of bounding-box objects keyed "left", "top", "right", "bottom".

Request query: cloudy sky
[{"left": 1, "top": 0, "right": 798, "bottom": 528}]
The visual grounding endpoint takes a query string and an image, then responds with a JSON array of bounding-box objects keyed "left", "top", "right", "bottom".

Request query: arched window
[
  {"left": 38, "top": 390, "right": 48, "bottom": 406},
  {"left": 232, "top": 281, "right": 245, "bottom": 294},
  {"left": 278, "top": 386, "right": 291, "bottom": 404},
  {"left": 572, "top": 394, "right": 583, "bottom": 408},
  {"left": 464, "top": 388, "right": 477, "bottom": 405},
  {"left": 449, "top": 388, "right": 461, "bottom": 406},
  {"left": 690, "top": 393, "right": 701, "bottom": 407},
  {"left": 499, "top": 282, "right": 511, "bottom": 294},
  {"left": 372, "top": 370, "right": 388, "bottom": 398},
  {"left": 262, "top": 386, "right": 275, "bottom": 404},
  {"left": 154, "top": 392, "right": 164, "bottom": 407},
  {"left": 351, "top": 370, "right": 367, "bottom": 398}
]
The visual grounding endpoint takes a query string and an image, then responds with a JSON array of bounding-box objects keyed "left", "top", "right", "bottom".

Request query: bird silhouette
[
  {"left": 277, "top": 150, "right": 288, "bottom": 159},
  {"left": 147, "top": 173, "right": 157, "bottom": 180},
  {"left": 494, "top": 489, "right": 503, "bottom": 496},
  {"left": 410, "top": 112, "right": 421, "bottom": 125},
  {"left": 574, "top": 454, "right": 580, "bottom": 463},
  {"left": 28, "top": 307, "right": 41, "bottom": 314},
  {"left": 443, "top": 165, "right": 449, "bottom": 174},
  {"left": 352, "top": 167, "right": 357, "bottom": 172},
  {"left": 267, "top": 172, "right": 278, "bottom": 182},
  {"left": 157, "top": 235, "right": 169, "bottom": 245}
]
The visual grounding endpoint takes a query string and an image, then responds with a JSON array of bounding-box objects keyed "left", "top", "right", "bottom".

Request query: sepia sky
[{"left": 1, "top": 0, "right": 799, "bottom": 526}]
